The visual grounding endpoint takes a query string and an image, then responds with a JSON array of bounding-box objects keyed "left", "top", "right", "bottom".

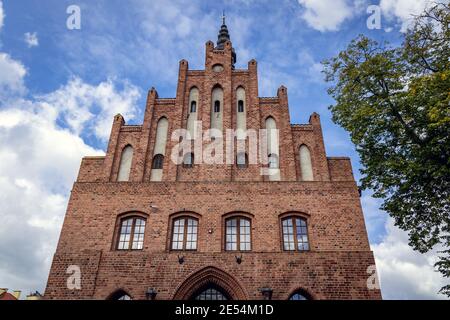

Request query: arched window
[
  {"left": 187, "top": 87, "right": 199, "bottom": 140},
  {"left": 281, "top": 216, "right": 309, "bottom": 251},
  {"left": 236, "top": 152, "right": 248, "bottom": 169},
  {"left": 183, "top": 153, "right": 194, "bottom": 168},
  {"left": 152, "top": 154, "right": 164, "bottom": 169},
  {"left": 193, "top": 285, "right": 229, "bottom": 300},
  {"left": 299, "top": 145, "right": 313, "bottom": 181},
  {"left": 150, "top": 117, "right": 168, "bottom": 181},
  {"left": 117, "top": 217, "right": 146, "bottom": 250},
  {"left": 268, "top": 154, "right": 279, "bottom": 169},
  {"left": 211, "top": 86, "right": 223, "bottom": 134},
  {"left": 190, "top": 101, "right": 197, "bottom": 113},
  {"left": 265, "top": 117, "right": 280, "bottom": 181},
  {"left": 214, "top": 100, "right": 221, "bottom": 113},
  {"left": 265, "top": 116, "right": 276, "bottom": 128},
  {"left": 236, "top": 87, "right": 246, "bottom": 139},
  {"left": 265, "top": 117, "right": 277, "bottom": 151},
  {"left": 225, "top": 217, "right": 251, "bottom": 251},
  {"left": 289, "top": 292, "right": 309, "bottom": 300},
  {"left": 171, "top": 217, "right": 198, "bottom": 250},
  {"left": 117, "top": 145, "right": 134, "bottom": 182},
  {"left": 238, "top": 100, "right": 244, "bottom": 113},
  {"left": 289, "top": 289, "right": 312, "bottom": 300}
]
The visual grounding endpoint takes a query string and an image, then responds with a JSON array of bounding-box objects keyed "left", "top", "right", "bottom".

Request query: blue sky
[{"left": 0, "top": 0, "right": 447, "bottom": 299}]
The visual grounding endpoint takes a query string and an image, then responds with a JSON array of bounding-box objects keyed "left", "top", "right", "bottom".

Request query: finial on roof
[
  {"left": 216, "top": 13, "right": 230, "bottom": 50},
  {"left": 215, "top": 11, "right": 236, "bottom": 68}
]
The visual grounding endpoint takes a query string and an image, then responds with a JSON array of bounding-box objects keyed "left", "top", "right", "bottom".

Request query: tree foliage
[{"left": 323, "top": 3, "right": 450, "bottom": 295}]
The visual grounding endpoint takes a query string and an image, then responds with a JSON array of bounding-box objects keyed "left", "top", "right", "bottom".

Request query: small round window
[{"left": 212, "top": 64, "right": 224, "bottom": 73}]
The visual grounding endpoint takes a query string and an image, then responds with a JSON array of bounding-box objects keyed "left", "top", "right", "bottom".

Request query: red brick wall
[
  {"left": 45, "top": 40, "right": 381, "bottom": 300},
  {"left": 46, "top": 251, "right": 379, "bottom": 300},
  {"left": 45, "top": 181, "right": 380, "bottom": 300},
  {"left": 328, "top": 158, "right": 356, "bottom": 181},
  {"left": 77, "top": 157, "right": 105, "bottom": 182}
]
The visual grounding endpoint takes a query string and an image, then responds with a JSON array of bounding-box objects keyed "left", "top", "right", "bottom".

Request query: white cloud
[
  {"left": 297, "top": 0, "right": 438, "bottom": 32},
  {"left": 0, "top": 1, "right": 4, "bottom": 31},
  {"left": 372, "top": 218, "right": 448, "bottom": 299},
  {"left": 0, "top": 53, "right": 27, "bottom": 100},
  {"left": 380, "top": 0, "right": 436, "bottom": 32},
  {"left": 24, "top": 32, "right": 39, "bottom": 48},
  {"left": 58, "top": 0, "right": 254, "bottom": 85},
  {"left": 297, "top": 0, "right": 356, "bottom": 32},
  {"left": 361, "top": 190, "right": 448, "bottom": 299},
  {"left": 38, "top": 77, "right": 141, "bottom": 141},
  {"left": 0, "top": 52, "right": 140, "bottom": 295},
  {"left": 0, "top": 107, "right": 102, "bottom": 293}
]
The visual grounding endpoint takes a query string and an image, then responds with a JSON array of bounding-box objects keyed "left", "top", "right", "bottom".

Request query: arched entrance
[{"left": 172, "top": 266, "right": 247, "bottom": 300}]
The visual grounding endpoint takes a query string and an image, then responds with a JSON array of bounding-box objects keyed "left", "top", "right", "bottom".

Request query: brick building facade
[{"left": 44, "top": 19, "right": 381, "bottom": 300}]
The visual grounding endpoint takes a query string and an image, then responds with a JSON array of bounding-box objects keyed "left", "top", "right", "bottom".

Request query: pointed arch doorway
[{"left": 172, "top": 266, "right": 247, "bottom": 300}]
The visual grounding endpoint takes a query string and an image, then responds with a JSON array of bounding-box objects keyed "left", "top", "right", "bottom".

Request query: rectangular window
[
  {"left": 172, "top": 219, "right": 185, "bottom": 250},
  {"left": 282, "top": 217, "right": 309, "bottom": 251},
  {"left": 282, "top": 219, "right": 295, "bottom": 251},
  {"left": 132, "top": 219, "right": 146, "bottom": 249},
  {"left": 186, "top": 219, "right": 198, "bottom": 250},
  {"left": 171, "top": 217, "right": 198, "bottom": 251},
  {"left": 296, "top": 218, "right": 309, "bottom": 251},
  {"left": 239, "top": 219, "right": 251, "bottom": 251},
  {"left": 226, "top": 219, "right": 237, "bottom": 251},
  {"left": 117, "top": 217, "right": 146, "bottom": 250},
  {"left": 225, "top": 217, "right": 251, "bottom": 251}
]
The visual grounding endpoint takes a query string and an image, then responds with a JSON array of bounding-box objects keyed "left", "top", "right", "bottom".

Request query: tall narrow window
[
  {"left": 236, "top": 87, "right": 246, "bottom": 139},
  {"left": 265, "top": 117, "right": 280, "bottom": 181},
  {"left": 211, "top": 86, "right": 223, "bottom": 135},
  {"left": 237, "top": 152, "right": 248, "bottom": 169},
  {"left": 117, "top": 145, "right": 134, "bottom": 182},
  {"left": 152, "top": 154, "right": 164, "bottom": 169},
  {"left": 265, "top": 117, "right": 277, "bottom": 153},
  {"left": 268, "top": 154, "right": 279, "bottom": 169},
  {"left": 187, "top": 87, "right": 199, "bottom": 140},
  {"left": 299, "top": 145, "right": 313, "bottom": 181},
  {"left": 150, "top": 117, "right": 168, "bottom": 181},
  {"left": 214, "top": 100, "right": 220, "bottom": 113},
  {"left": 183, "top": 153, "right": 194, "bottom": 168},
  {"left": 225, "top": 217, "right": 251, "bottom": 251},
  {"left": 117, "top": 217, "right": 146, "bottom": 250},
  {"left": 282, "top": 217, "right": 309, "bottom": 251},
  {"left": 238, "top": 100, "right": 244, "bottom": 113},
  {"left": 190, "top": 101, "right": 197, "bottom": 113},
  {"left": 171, "top": 217, "right": 198, "bottom": 251}
]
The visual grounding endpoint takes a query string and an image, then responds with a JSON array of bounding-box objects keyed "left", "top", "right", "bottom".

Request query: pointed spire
[
  {"left": 215, "top": 11, "right": 237, "bottom": 68},
  {"left": 216, "top": 11, "right": 230, "bottom": 50}
]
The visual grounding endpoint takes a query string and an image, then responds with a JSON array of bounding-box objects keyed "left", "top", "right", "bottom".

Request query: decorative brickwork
[{"left": 44, "top": 20, "right": 381, "bottom": 300}]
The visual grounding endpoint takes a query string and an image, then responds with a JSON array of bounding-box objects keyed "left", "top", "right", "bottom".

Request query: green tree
[{"left": 323, "top": 3, "right": 450, "bottom": 296}]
